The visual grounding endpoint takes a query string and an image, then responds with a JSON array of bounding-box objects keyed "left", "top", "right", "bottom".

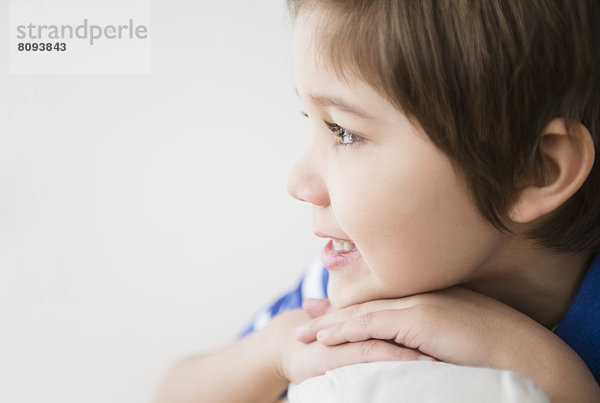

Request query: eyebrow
[{"left": 295, "top": 88, "right": 373, "bottom": 120}]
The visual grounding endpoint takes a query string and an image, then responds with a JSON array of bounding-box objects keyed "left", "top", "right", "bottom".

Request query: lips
[
  {"left": 314, "top": 231, "right": 355, "bottom": 244},
  {"left": 321, "top": 238, "right": 361, "bottom": 270}
]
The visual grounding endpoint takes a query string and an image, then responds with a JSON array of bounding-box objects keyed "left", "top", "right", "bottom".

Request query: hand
[
  {"left": 266, "top": 307, "right": 433, "bottom": 385},
  {"left": 296, "top": 287, "right": 526, "bottom": 368},
  {"left": 295, "top": 287, "right": 600, "bottom": 402}
]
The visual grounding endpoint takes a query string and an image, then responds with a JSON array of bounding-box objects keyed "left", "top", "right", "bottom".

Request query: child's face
[{"left": 288, "top": 12, "right": 507, "bottom": 309}]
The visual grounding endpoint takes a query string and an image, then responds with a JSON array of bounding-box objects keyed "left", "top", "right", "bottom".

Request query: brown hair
[{"left": 287, "top": 0, "right": 600, "bottom": 253}]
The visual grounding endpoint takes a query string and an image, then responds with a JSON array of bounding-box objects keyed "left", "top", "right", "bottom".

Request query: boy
[{"left": 156, "top": 1, "right": 600, "bottom": 401}]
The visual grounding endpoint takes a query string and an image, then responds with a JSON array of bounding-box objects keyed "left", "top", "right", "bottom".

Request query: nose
[{"left": 286, "top": 149, "right": 330, "bottom": 207}]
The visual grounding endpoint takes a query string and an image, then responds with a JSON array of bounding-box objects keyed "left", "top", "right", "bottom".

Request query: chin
[
  {"left": 327, "top": 284, "right": 370, "bottom": 309},
  {"left": 327, "top": 287, "right": 350, "bottom": 309},
  {"left": 328, "top": 280, "right": 418, "bottom": 308}
]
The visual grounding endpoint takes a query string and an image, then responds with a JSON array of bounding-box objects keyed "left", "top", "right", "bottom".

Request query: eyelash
[{"left": 300, "top": 111, "right": 363, "bottom": 149}]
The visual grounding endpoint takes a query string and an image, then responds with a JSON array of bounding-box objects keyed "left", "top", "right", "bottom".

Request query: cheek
[
  {"left": 331, "top": 150, "right": 497, "bottom": 294},
  {"left": 336, "top": 155, "right": 457, "bottom": 251}
]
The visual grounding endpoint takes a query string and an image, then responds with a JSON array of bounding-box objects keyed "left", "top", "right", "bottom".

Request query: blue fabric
[
  {"left": 554, "top": 252, "right": 600, "bottom": 384},
  {"left": 322, "top": 267, "right": 330, "bottom": 297},
  {"left": 237, "top": 259, "right": 327, "bottom": 339}
]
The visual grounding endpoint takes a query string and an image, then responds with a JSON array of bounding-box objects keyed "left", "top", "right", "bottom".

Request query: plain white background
[{"left": 0, "top": 1, "right": 324, "bottom": 402}]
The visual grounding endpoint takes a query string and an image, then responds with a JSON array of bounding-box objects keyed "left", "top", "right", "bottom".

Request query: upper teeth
[{"left": 332, "top": 238, "right": 355, "bottom": 252}]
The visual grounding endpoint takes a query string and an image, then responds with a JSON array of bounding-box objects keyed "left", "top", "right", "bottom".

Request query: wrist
[
  {"left": 263, "top": 320, "right": 290, "bottom": 385},
  {"left": 262, "top": 309, "right": 312, "bottom": 385}
]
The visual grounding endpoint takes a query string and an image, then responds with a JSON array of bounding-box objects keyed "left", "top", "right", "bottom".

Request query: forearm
[
  {"left": 529, "top": 356, "right": 599, "bottom": 403},
  {"left": 155, "top": 327, "right": 288, "bottom": 403},
  {"left": 506, "top": 330, "right": 600, "bottom": 403}
]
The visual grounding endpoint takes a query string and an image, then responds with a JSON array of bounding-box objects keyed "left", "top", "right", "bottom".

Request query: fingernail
[
  {"left": 316, "top": 329, "right": 331, "bottom": 341},
  {"left": 295, "top": 324, "right": 309, "bottom": 338},
  {"left": 418, "top": 355, "right": 435, "bottom": 361}
]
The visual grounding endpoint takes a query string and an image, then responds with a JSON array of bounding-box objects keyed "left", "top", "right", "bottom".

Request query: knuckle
[
  {"left": 409, "top": 303, "right": 435, "bottom": 321},
  {"left": 346, "top": 303, "right": 362, "bottom": 317},
  {"left": 360, "top": 299, "right": 378, "bottom": 311},
  {"left": 358, "top": 339, "right": 380, "bottom": 358},
  {"left": 395, "top": 305, "right": 435, "bottom": 346},
  {"left": 358, "top": 311, "right": 375, "bottom": 328}
]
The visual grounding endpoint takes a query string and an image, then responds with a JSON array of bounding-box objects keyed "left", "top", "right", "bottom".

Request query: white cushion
[{"left": 287, "top": 361, "right": 549, "bottom": 403}]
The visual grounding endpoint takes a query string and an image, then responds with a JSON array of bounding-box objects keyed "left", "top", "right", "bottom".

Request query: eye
[
  {"left": 298, "top": 111, "right": 365, "bottom": 149},
  {"left": 323, "top": 120, "right": 364, "bottom": 149}
]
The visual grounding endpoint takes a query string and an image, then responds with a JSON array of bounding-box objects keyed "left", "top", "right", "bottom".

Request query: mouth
[
  {"left": 318, "top": 237, "right": 361, "bottom": 270},
  {"left": 314, "top": 231, "right": 358, "bottom": 252},
  {"left": 330, "top": 238, "right": 357, "bottom": 252},
  {"left": 314, "top": 231, "right": 356, "bottom": 245}
]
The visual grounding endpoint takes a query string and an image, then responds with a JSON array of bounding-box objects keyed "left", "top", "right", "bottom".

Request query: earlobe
[{"left": 508, "top": 118, "right": 595, "bottom": 224}]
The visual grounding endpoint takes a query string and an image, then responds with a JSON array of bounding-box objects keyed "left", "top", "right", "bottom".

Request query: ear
[{"left": 508, "top": 118, "right": 595, "bottom": 223}]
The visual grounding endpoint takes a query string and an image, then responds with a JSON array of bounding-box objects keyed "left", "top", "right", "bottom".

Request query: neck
[{"left": 464, "top": 239, "right": 593, "bottom": 329}]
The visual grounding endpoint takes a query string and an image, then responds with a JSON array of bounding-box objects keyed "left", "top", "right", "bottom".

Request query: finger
[
  {"left": 302, "top": 298, "right": 333, "bottom": 318},
  {"left": 315, "top": 308, "right": 432, "bottom": 354},
  {"left": 297, "top": 339, "right": 433, "bottom": 383},
  {"left": 296, "top": 302, "right": 373, "bottom": 342},
  {"left": 296, "top": 298, "right": 423, "bottom": 343}
]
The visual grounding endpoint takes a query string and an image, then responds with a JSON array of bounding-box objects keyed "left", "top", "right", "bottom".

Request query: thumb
[{"left": 302, "top": 298, "right": 333, "bottom": 318}]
